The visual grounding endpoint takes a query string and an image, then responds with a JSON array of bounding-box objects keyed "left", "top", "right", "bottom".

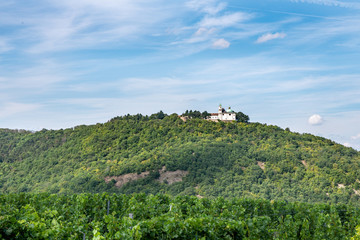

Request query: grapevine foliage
[{"left": 1, "top": 193, "right": 360, "bottom": 239}]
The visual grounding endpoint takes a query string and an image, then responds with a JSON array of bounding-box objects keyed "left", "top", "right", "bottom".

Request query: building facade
[{"left": 208, "top": 105, "right": 236, "bottom": 122}]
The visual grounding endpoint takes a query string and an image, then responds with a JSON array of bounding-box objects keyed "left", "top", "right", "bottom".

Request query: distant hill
[{"left": 1, "top": 113, "right": 359, "bottom": 206}]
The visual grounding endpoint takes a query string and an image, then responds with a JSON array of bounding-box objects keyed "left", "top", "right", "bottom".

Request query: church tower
[
  {"left": 218, "top": 104, "right": 223, "bottom": 120},
  {"left": 218, "top": 104, "right": 223, "bottom": 113}
]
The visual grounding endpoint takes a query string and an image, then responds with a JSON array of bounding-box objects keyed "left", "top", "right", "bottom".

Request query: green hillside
[{"left": 1, "top": 113, "right": 359, "bottom": 206}]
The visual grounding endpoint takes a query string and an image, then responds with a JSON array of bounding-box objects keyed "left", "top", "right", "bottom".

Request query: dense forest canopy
[{"left": 0, "top": 112, "right": 359, "bottom": 206}]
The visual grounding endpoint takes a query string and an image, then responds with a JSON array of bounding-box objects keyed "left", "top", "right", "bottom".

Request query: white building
[{"left": 208, "top": 105, "right": 236, "bottom": 122}]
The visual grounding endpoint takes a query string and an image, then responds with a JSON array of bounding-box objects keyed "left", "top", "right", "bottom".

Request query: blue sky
[{"left": 0, "top": 0, "right": 360, "bottom": 149}]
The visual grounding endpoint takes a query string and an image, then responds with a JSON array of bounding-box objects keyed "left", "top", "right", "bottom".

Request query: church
[{"left": 208, "top": 105, "right": 236, "bottom": 122}]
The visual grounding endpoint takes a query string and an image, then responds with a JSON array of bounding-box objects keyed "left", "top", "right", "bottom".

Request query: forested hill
[{"left": 1, "top": 113, "right": 360, "bottom": 206}]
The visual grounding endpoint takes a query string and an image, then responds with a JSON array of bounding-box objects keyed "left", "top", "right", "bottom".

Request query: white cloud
[
  {"left": 199, "top": 12, "right": 250, "bottom": 28},
  {"left": 308, "top": 114, "right": 324, "bottom": 125},
  {"left": 212, "top": 38, "right": 230, "bottom": 49},
  {"left": 256, "top": 32, "right": 286, "bottom": 43},
  {"left": 180, "top": 27, "right": 217, "bottom": 44},
  {"left": 343, "top": 142, "right": 351, "bottom": 147},
  {"left": 195, "top": 27, "right": 216, "bottom": 36},
  {"left": 351, "top": 133, "right": 360, "bottom": 140},
  {"left": 186, "top": 0, "right": 227, "bottom": 15},
  {"left": 169, "top": 9, "right": 250, "bottom": 50}
]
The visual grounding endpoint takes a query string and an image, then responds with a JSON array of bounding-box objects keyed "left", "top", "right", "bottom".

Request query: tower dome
[{"left": 226, "top": 107, "right": 235, "bottom": 113}]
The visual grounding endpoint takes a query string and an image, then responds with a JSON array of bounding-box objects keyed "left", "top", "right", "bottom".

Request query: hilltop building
[
  {"left": 179, "top": 105, "right": 237, "bottom": 122},
  {"left": 208, "top": 105, "right": 236, "bottom": 122}
]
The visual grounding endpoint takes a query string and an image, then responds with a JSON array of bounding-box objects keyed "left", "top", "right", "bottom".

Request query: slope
[{"left": 0, "top": 114, "right": 359, "bottom": 206}]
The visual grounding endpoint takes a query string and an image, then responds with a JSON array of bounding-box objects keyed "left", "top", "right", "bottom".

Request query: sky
[{"left": 0, "top": 0, "right": 360, "bottom": 149}]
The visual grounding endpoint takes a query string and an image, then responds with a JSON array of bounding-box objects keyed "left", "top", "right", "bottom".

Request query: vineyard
[{"left": 1, "top": 193, "right": 360, "bottom": 239}]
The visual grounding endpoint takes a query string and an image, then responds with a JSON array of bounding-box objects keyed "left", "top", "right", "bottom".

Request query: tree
[
  {"left": 236, "top": 111, "right": 250, "bottom": 123},
  {"left": 182, "top": 110, "right": 203, "bottom": 119},
  {"left": 150, "top": 110, "right": 166, "bottom": 120},
  {"left": 201, "top": 111, "right": 210, "bottom": 119}
]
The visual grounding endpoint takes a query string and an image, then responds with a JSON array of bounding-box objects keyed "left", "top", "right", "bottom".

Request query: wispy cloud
[
  {"left": 256, "top": 32, "right": 286, "bottom": 43},
  {"left": 0, "top": 38, "right": 12, "bottom": 53},
  {"left": 0, "top": 102, "right": 40, "bottom": 118},
  {"left": 186, "top": 0, "right": 227, "bottom": 15},
  {"left": 168, "top": 4, "right": 252, "bottom": 52},
  {"left": 0, "top": 0, "right": 254, "bottom": 57},
  {"left": 1, "top": 0, "right": 183, "bottom": 53},
  {"left": 253, "top": 16, "right": 360, "bottom": 53},
  {"left": 212, "top": 38, "right": 230, "bottom": 49},
  {"left": 352, "top": 133, "right": 360, "bottom": 140},
  {"left": 291, "top": 0, "right": 360, "bottom": 9},
  {"left": 199, "top": 12, "right": 251, "bottom": 28},
  {"left": 0, "top": 60, "right": 68, "bottom": 91}
]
